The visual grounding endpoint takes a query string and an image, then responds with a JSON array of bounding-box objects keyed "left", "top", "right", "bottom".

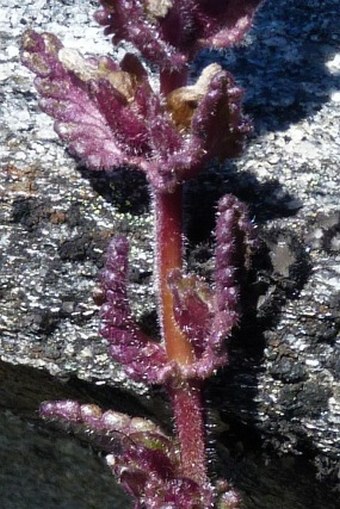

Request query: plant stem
[
  {"left": 155, "top": 68, "right": 208, "bottom": 485},
  {"left": 154, "top": 187, "right": 208, "bottom": 484},
  {"left": 169, "top": 379, "right": 207, "bottom": 484},
  {"left": 154, "top": 188, "right": 193, "bottom": 364}
]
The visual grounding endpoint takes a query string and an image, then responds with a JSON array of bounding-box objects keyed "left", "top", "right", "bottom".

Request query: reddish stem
[
  {"left": 154, "top": 187, "right": 208, "bottom": 484},
  {"left": 154, "top": 188, "right": 194, "bottom": 365},
  {"left": 168, "top": 379, "right": 207, "bottom": 484},
  {"left": 155, "top": 68, "right": 208, "bottom": 485}
]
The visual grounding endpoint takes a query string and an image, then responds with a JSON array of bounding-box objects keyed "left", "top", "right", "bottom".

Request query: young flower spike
[{"left": 21, "top": 30, "right": 251, "bottom": 192}]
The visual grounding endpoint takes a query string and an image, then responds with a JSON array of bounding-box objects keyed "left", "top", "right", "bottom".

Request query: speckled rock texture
[{"left": 0, "top": 0, "right": 339, "bottom": 507}]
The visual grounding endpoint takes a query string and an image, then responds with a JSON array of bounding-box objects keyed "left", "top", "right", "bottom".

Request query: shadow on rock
[{"left": 196, "top": 0, "right": 339, "bottom": 133}]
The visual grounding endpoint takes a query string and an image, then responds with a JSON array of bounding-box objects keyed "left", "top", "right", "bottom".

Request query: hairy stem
[
  {"left": 169, "top": 379, "right": 207, "bottom": 484},
  {"left": 154, "top": 68, "right": 208, "bottom": 485},
  {"left": 155, "top": 188, "right": 193, "bottom": 364},
  {"left": 154, "top": 187, "right": 208, "bottom": 484}
]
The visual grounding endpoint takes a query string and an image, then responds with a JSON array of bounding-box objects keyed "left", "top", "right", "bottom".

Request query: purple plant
[{"left": 21, "top": 1, "right": 262, "bottom": 507}]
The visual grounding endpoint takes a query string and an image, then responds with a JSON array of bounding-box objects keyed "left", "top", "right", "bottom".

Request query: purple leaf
[
  {"left": 144, "top": 63, "right": 252, "bottom": 190},
  {"left": 190, "top": 68, "right": 252, "bottom": 159},
  {"left": 164, "top": 64, "right": 251, "bottom": 186},
  {"left": 168, "top": 269, "right": 229, "bottom": 379},
  {"left": 94, "top": 0, "right": 187, "bottom": 71},
  {"left": 21, "top": 30, "right": 140, "bottom": 169},
  {"left": 166, "top": 195, "right": 257, "bottom": 379},
  {"left": 98, "top": 237, "right": 172, "bottom": 383},
  {"left": 21, "top": 31, "right": 251, "bottom": 192},
  {"left": 40, "top": 400, "right": 216, "bottom": 508},
  {"left": 167, "top": 269, "right": 214, "bottom": 356},
  {"left": 212, "top": 194, "right": 257, "bottom": 342},
  {"left": 108, "top": 451, "right": 215, "bottom": 508},
  {"left": 95, "top": 0, "right": 262, "bottom": 69}
]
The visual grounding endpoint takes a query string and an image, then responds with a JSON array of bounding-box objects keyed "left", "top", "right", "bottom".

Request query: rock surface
[{"left": 0, "top": 0, "right": 339, "bottom": 507}]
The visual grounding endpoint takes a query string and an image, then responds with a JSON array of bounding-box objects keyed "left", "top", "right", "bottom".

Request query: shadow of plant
[{"left": 195, "top": 0, "right": 339, "bottom": 133}]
